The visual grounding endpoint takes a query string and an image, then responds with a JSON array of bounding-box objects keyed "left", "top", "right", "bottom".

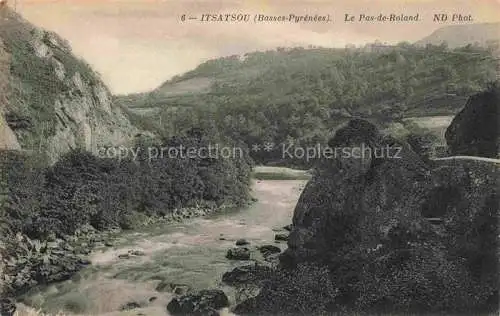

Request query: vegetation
[
  {"left": 0, "top": 128, "right": 253, "bottom": 300},
  {"left": 117, "top": 43, "right": 498, "bottom": 166}
]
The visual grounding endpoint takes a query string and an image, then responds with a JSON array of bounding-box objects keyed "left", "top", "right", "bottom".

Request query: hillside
[
  {"left": 0, "top": 7, "right": 138, "bottom": 164},
  {"left": 416, "top": 22, "right": 500, "bottom": 49},
  {"left": 0, "top": 9, "right": 255, "bottom": 313},
  {"left": 115, "top": 43, "right": 498, "bottom": 164}
]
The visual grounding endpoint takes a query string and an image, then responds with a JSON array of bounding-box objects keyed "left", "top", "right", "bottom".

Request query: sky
[{"left": 13, "top": 0, "right": 500, "bottom": 94}]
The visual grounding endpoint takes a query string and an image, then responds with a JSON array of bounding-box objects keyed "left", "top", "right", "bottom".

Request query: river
[{"left": 19, "top": 180, "right": 306, "bottom": 316}]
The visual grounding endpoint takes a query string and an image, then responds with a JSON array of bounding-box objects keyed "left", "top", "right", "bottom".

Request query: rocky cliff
[
  {"left": 0, "top": 7, "right": 138, "bottom": 163},
  {"left": 235, "top": 117, "right": 499, "bottom": 315}
]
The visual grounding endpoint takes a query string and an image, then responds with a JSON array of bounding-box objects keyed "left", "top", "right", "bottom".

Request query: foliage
[{"left": 4, "top": 129, "right": 252, "bottom": 240}]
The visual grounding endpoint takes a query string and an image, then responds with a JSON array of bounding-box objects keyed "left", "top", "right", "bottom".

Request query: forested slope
[{"left": 116, "top": 43, "right": 498, "bottom": 165}]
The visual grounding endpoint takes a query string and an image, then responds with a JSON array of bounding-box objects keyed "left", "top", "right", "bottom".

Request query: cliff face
[
  {"left": 236, "top": 118, "right": 499, "bottom": 315},
  {"left": 0, "top": 8, "right": 138, "bottom": 163}
]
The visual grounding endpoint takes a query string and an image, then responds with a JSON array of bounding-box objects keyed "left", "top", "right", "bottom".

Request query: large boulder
[
  {"left": 222, "top": 263, "right": 273, "bottom": 286},
  {"left": 237, "top": 118, "right": 499, "bottom": 315},
  {"left": 445, "top": 86, "right": 499, "bottom": 158},
  {"left": 282, "top": 119, "right": 431, "bottom": 268},
  {"left": 274, "top": 233, "right": 289, "bottom": 241},
  {"left": 257, "top": 244, "right": 281, "bottom": 258},
  {"left": 167, "top": 289, "right": 229, "bottom": 316}
]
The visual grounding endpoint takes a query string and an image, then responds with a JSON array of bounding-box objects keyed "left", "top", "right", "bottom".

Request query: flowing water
[{"left": 20, "top": 180, "right": 307, "bottom": 316}]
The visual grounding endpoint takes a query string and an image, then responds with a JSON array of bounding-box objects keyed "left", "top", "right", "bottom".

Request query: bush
[{"left": 3, "top": 127, "right": 252, "bottom": 240}]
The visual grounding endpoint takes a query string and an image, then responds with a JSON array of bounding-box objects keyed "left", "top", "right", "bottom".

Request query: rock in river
[
  {"left": 120, "top": 301, "right": 143, "bottom": 311},
  {"left": 118, "top": 253, "right": 130, "bottom": 259},
  {"left": 167, "top": 289, "right": 229, "bottom": 316},
  {"left": 128, "top": 249, "right": 146, "bottom": 256},
  {"left": 235, "top": 238, "right": 250, "bottom": 246},
  {"left": 274, "top": 233, "right": 289, "bottom": 241},
  {"left": 155, "top": 281, "right": 191, "bottom": 295},
  {"left": 257, "top": 245, "right": 281, "bottom": 257},
  {"left": 283, "top": 224, "right": 293, "bottom": 231},
  {"left": 222, "top": 263, "right": 273, "bottom": 286},
  {"left": 226, "top": 247, "right": 251, "bottom": 260}
]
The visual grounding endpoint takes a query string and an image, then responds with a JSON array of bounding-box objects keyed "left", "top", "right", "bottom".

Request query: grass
[{"left": 252, "top": 166, "right": 312, "bottom": 180}]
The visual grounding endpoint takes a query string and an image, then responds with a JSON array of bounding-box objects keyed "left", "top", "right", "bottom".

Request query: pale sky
[{"left": 14, "top": 0, "right": 500, "bottom": 94}]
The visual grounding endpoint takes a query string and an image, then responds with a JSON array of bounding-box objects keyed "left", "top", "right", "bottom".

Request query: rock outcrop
[
  {"left": 445, "top": 86, "right": 499, "bottom": 158},
  {"left": 282, "top": 119, "right": 431, "bottom": 268},
  {"left": 236, "top": 118, "right": 499, "bottom": 315},
  {"left": 226, "top": 247, "right": 251, "bottom": 260},
  {"left": 0, "top": 8, "right": 138, "bottom": 163}
]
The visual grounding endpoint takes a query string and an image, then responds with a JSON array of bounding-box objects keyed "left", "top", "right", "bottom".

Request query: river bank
[{"left": 15, "top": 179, "right": 306, "bottom": 316}]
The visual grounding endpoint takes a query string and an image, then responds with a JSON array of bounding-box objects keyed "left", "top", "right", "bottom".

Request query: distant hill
[
  {"left": 0, "top": 7, "right": 139, "bottom": 163},
  {"left": 415, "top": 23, "right": 500, "bottom": 48},
  {"left": 116, "top": 43, "right": 497, "bottom": 118},
  {"left": 115, "top": 36, "right": 498, "bottom": 165}
]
